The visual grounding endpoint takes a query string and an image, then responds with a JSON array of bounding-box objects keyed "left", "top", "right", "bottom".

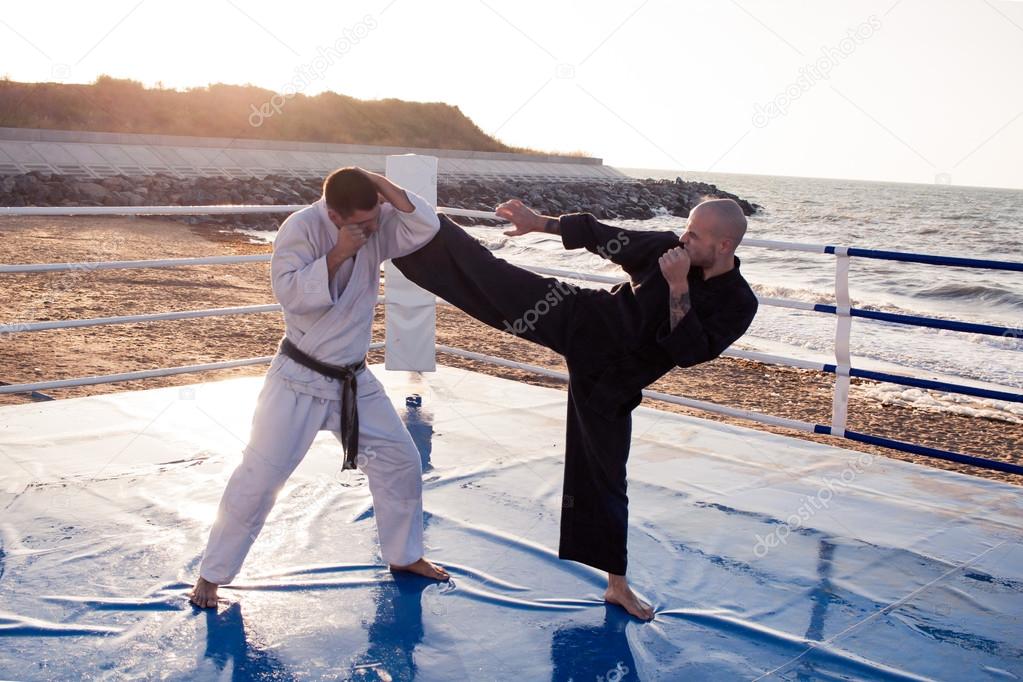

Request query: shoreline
[
  {"left": 1, "top": 214, "right": 1020, "bottom": 487},
  {"left": 0, "top": 171, "right": 758, "bottom": 228}
]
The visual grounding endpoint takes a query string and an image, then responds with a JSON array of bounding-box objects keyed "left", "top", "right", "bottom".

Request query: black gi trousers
[{"left": 394, "top": 216, "right": 633, "bottom": 575}]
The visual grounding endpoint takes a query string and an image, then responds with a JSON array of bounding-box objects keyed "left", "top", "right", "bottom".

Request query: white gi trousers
[{"left": 198, "top": 368, "right": 424, "bottom": 585}]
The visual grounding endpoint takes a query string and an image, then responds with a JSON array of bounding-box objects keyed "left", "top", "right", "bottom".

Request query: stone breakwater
[{"left": 0, "top": 172, "right": 759, "bottom": 229}]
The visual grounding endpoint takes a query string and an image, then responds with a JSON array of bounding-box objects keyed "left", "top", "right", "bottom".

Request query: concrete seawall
[{"left": 0, "top": 127, "right": 626, "bottom": 182}]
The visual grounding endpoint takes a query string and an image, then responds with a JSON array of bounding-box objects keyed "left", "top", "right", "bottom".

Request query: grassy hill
[{"left": 0, "top": 76, "right": 520, "bottom": 152}]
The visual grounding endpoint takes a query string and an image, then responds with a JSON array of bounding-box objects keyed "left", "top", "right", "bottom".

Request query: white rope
[
  {"left": 438, "top": 283, "right": 810, "bottom": 317},
  {"left": 436, "top": 345, "right": 819, "bottom": 433},
  {"left": 0, "top": 193, "right": 860, "bottom": 412},
  {"left": 0, "top": 342, "right": 385, "bottom": 394},
  {"left": 640, "top": 387, "right": 819, "bottom": 433},
  {"left": 436, "top": 345, "right": 570, "bottom": 382},
  {"left": 1, "top": 202, "right": 878, "bottom": 259},
  {"left": 742, "top": 238, "right": 830, "bottom": 253},
  {"left": 522, "top": 265, "right": 623, "bottom": 285},
  {"left": 0, "top": 205, "right": 305, "bottom": 216},
  {"left": 723, "top": 348, "right": 826, "bottom": 372},
  {"left": 0, "top": 254, "right": 269, "bottom": 274},
  {"left": 2, "top": 298, "right": 386, "bottom": 335},
  {"left": 0, "top": 357, "right": 274, "bottom": 394},
  {"left": 0, "top": 304, "right": 282, "bottom": 334},
  {"left": 436, "top": 327, "right": 829, "bottom": 374},
  {"left": 437, "top": 207, "right": 506, "bottom": 221},
  {"left": 436, "top": 207, "right": 838, "bottom": 255},
  {"left": 1, "top": 262, "right": 827, "bottom": 315},
  {"left": 515, "top": 267, "right": 829, "bottom": 313},
  {"left": 754, "top": 296, "right": 820, "bottom": 312}
]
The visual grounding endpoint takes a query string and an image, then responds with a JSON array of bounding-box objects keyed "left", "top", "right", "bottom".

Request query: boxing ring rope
[
  {"left": 0, "top": 304, "right": 283, "bottom": 334},
  {"left": 0, "top": 254, "right": 267, "bottom": 273},
  {"left": 437, "top": 205, "right": 1023, "bottom": 475},
  {"left": 434, "top": 344, "right": 818, "bottom": 434},
  {"left": 0, "top": 205, "right": 308, "bottom": 216},
  {"left": 431, "top": 346, "right": 1023, "bottom": 476},
  {"left": 0, "top": 343, "right": 385, "bottom": 394},
  {"left": 2, "top": 167, "right": 1022, "bottom": 474}
]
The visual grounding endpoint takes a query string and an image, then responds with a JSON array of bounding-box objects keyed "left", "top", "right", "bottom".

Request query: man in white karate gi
[{"left": 189, "top": 167, "right": 448, "bottom": 609}]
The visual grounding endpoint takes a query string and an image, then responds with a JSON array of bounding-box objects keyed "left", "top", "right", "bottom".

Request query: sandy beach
[{"left": 1, "top": 215, "right": 1020, "bottom": 486}]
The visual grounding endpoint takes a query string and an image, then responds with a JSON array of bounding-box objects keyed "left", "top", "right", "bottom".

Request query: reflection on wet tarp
[
  {"left": 551, "top": 608, "right": 637, "bottom": 682},
  {"left": 202, "top": 602, "right": 294, "bottom": 682},
  {"left": 1, "top": 370, "right": 1021, "bottom": 680}
]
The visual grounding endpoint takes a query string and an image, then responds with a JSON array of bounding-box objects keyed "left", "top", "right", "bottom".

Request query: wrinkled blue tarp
[{"left": 2, "top": 368, "right": 1021, "bottom": 680}]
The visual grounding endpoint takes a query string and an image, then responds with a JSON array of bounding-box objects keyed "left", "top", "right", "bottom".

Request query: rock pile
[{"left": 0, "top": 172, "right": 759, "bottom": 230}]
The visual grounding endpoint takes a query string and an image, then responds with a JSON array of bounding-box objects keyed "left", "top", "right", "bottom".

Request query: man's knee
[
  {"left": 361, "top": 440, "right": 423, "bottom": 479},
  {"left": 241, "top": 443, "right": 301, "bottom": 480},
  {"left": 222, "top": 484, "right": 280, "bottom": 530}
]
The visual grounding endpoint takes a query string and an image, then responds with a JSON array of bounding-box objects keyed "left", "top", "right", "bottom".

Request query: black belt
[{"left": 279, "top": 337, "right": 366, "bottom": 470}]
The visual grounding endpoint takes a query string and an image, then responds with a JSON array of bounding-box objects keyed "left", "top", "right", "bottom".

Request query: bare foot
[
  {"left": 604, "top": 574, "right": 654, "bottom": 620},
  {"left": 188, "top": 577, "right": 221, "bottom": 609},
  {"left": 389, "top": 557, "right": 450, "bottom": 581}
]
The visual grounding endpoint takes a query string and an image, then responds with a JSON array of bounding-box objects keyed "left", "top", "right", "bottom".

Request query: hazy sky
[{"left": 2, "top": 0, "right": 1022, "bottom": 188}]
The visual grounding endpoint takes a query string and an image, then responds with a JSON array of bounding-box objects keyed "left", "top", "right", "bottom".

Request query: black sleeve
[
  {"left": 559, "top": 213, "right": 679, "bottom": 280},
  {"left": 655, "top": 292, "right": 758, "bottom": 368}
]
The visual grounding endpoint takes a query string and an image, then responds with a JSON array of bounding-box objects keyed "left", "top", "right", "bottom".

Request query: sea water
[
  {"left": 247, "top": 171, "right": 1023, "bottom": 422},
  {"left": 464, "top": 170, "right": 1023, "bottom": 422}
]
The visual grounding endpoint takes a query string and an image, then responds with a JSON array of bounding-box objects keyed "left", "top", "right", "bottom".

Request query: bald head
[{"left": 691, "top": 198, "right": 747, "bottom": 251}]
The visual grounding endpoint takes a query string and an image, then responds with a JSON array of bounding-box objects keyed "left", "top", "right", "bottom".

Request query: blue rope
[
  {"left": 813, "top": 303, "right": 1016, "bottom": 337},
  {"left": 823, "top": 245, "right": 1023, "bottom": 272},
  {"left": 812, "top": 424, "right": 1020, "bottom": 475},
  {"left": 819, "top": 365, "right": 1023, "bottom": 404},
  {"left": 840, "top": 429, "right": 1023, "bottom": 476}
]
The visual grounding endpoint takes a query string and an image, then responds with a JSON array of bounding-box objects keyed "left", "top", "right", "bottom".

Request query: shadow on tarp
[
  {"left": 1, "top": 371, "right": 1021, "bottom": 681},
  {"left": 202, "top": 602, "right": 294, "bottom": 681}
]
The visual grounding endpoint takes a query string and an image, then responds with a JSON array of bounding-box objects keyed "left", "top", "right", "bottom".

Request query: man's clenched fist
[{"left": 658, "top": 246, "right": 691, "bottom": 290}]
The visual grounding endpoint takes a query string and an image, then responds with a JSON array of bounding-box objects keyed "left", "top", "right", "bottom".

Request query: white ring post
[
  {"left": 384, "top": 154, "right": 438, "bottom": 371},
  {"left": 831, "top": 248, "right": 852, "bottom": 437}
]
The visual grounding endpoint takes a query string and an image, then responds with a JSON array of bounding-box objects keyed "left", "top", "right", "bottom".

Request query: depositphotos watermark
[
  {"left": 752, "top": 15, "right": 882, "bottom": 128},
  {"left": 333, "top": 445, "right": 380, "bottom": 486},
  {"left": 576, "top": 229, "right": 630, "bottom": 271},
  {"left": 2, "top": 234, "right": 128, "bottom": 342},
  {"left": 249, "top": 15, "right": 378, "bottom": 127},
  {"left": 594, "top": 230, "right": 631, "bottom": 260},
  {"left": 502, "top": 279, "right": 579, "bottom": 335},
  {"left": 597, "top": 661, "right": 630, "bottom": 682},
  {"left": 752, "top": 451, "right": 875, "bottom": 558},
  {"left": 499, "top": 231, "right": 631, "bottom": 335}
]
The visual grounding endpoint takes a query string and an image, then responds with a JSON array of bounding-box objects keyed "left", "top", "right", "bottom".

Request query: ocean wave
[
  {"left": 853, "top": 384, "right": 1023, "bottom": 425},
  {"left": 476, "top": 233, "right": 511, "bottom": 251},
  {"left": 468, "top": 235, "right": 1019, "bottom": 324},
  {"left": 749, "top": 284, "right": 941, "bottom": 319},
  {"left": 913, "top": 283, "right": 1023, "bottom": 309},
  {"left": 935, "top": 212, "right": 986, "bottom": 221},
  {"left": 750, "top": 283, "right": 832, "bottom": 304}
]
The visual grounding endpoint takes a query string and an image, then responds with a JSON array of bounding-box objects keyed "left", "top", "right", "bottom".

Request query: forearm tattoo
[
  {"left": 544, "top": 218, "right": 561, "bottom": 235},
  {"left": 668, "top": 290, "right": 692, "bottom": 330}
]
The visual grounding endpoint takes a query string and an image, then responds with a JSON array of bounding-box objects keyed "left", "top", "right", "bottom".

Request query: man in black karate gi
[{"left": 392, "top": 197, "right": 758, "bottom": 620}]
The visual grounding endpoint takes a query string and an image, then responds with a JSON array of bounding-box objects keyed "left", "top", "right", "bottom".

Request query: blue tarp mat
[{"left": 1, "top": 368, "right": 1021, "bottom": 680}]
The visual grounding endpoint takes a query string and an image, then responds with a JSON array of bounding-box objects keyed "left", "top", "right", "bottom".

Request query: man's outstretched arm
[
  {"left": 496, "top": 199, "right": 675, "bottom": 279},
  {"left": 496, "top": 199, "right": 560, "bottom": 236}
]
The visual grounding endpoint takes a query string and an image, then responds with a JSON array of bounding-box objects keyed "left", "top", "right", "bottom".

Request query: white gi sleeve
[
  {"left": 270, "top": 220, "right": 335, "bottom": 314},
  {"left": 380, "top": 189, "right": 441, "bottom": 260}
]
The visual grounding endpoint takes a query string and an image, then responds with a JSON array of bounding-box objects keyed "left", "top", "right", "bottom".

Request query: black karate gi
[{"left": 393, "top": 214, "right": 758, "bottom": 575}]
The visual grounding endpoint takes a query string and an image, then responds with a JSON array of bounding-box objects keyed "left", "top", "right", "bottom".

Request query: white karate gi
[{"left": 199, "top": 192, "right": 440, "bottom": 585}]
